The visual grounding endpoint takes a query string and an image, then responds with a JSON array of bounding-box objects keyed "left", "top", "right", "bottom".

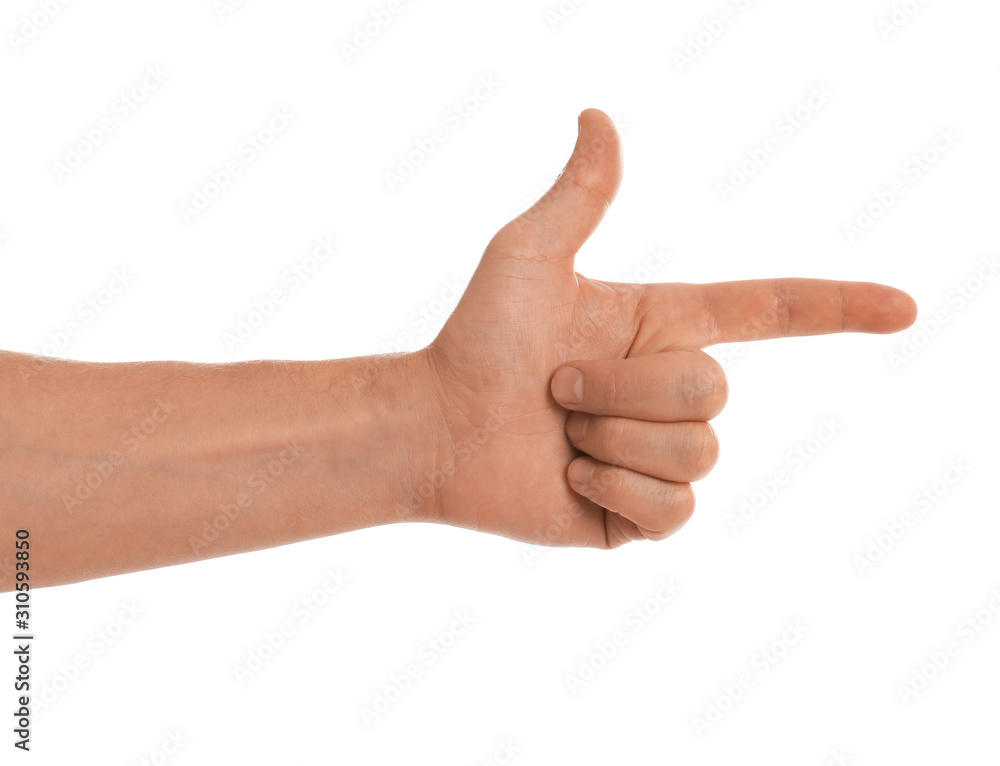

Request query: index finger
[{"left": 643, "top": 278, "right": 918, "bottom": 348}]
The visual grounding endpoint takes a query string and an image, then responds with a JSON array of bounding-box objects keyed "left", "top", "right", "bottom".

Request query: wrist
[{"left": 314, "top": 349, "right": 447, "bottom": 528}]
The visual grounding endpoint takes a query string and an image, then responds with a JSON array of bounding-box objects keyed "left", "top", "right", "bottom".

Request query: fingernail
[
  {"left": 568, "top": 459, "right": 594, "bottom": 486},
  {"left": 566, "top": 414, "right": 590, "bottom": 442},
  {"left": 552, "top": 367, "right": 584, "bottom": 405}
]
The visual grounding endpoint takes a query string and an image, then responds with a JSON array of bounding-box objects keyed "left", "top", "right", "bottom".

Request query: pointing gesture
[
  {"left": 421, "top": 109, "right": 916, "bottom": 548},
  {"left": 0, "top": 110, "right": 917, "bottom": 590}
]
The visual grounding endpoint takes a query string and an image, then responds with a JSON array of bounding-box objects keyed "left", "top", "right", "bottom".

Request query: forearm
[{"left": 0, "top": 350, "right": 440, "bottom": 589}]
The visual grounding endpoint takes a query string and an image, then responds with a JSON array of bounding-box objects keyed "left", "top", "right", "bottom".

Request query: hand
[
  {"left": 0, "top": 109, "right": 918, "bottom": 589},
  {"left": 411, "top": 109, "right": 917, "bottom": 549}
]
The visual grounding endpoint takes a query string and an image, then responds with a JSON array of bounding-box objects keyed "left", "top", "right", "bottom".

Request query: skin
[{"left": 0, "top": 109, "right": 917, "bottom": 590}]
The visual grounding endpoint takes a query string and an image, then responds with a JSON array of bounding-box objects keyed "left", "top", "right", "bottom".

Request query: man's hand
[
  {"left": 415, "top": 109, "right": 917, "bottom": 549},
  {"left": 0, "top": 109, "right": 918, "bottom": 590}
]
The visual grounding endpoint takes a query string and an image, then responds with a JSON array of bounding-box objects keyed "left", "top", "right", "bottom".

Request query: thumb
[{"left": 488, "top": 108, "right": 623, "bottom": 275}]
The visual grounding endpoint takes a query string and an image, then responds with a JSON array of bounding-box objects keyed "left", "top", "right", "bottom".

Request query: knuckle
[
  {"left": 585, "top": 464, "right": 617, "bottom": 503},
  {"left": 769, "top": 279, "right": 793, "bottom": 334},
  {"left": 493, "top": 218, "right": 557, "bottom": 263},
  {"left": 711, "top": 364, "right": 729, "bottom": 414},
  {"left": 567, "top": 149, "right": 615, "bottom": 205},
  {"left": 687, "top": 423, "right": 720, "bottom": 480},
  {"left": 602, "top": 368, "right": 627, "bottom": 412},
  {"left": 672, "top": 483, "right": 697, "bottom": 524},
  {"left": 679, "top": 371, "right": 704, "bottom": 412},
  {"left": 608, "top": 465, "right": 630, "bottom": 499},
  {"left": 579, "top": 477, "right": 603, "bottom": 505},
  {"left": 600, "top": 417, "right": 630, "bottom": 462},
  {"left": 568, "top": 165, "right": 604, "bottom": 201},
  {"left": 647, "top": 482, "right": 695, "bottom": 536},
  {"left": 694, "top": 357, "right": 728, "bottom": 418},
  {"left": 589, "top": 463, "right": 628, "bottom": 508},
  {"left": 681, "top": 354, "right": 728, "bottom": 417}
]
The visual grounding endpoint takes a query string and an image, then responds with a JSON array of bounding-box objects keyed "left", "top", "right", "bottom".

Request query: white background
[{"left": 2, "top": 0, "right": 999, "bottom": 763}]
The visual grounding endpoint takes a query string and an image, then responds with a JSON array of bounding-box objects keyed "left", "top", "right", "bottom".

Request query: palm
[{"left": 428, "top": 266, "right": 643, "bottom": 547}]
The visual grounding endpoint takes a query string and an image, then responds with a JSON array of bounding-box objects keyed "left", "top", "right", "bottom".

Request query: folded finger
[
  {"left": 566, "top": 414, "right": 719, "bottom": 483},
  {"left": 551, "top": 350, "right": 728, "bottom": 421},
  {"left": 566, "top": 456, "right": 695, "bottom": 540}
]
